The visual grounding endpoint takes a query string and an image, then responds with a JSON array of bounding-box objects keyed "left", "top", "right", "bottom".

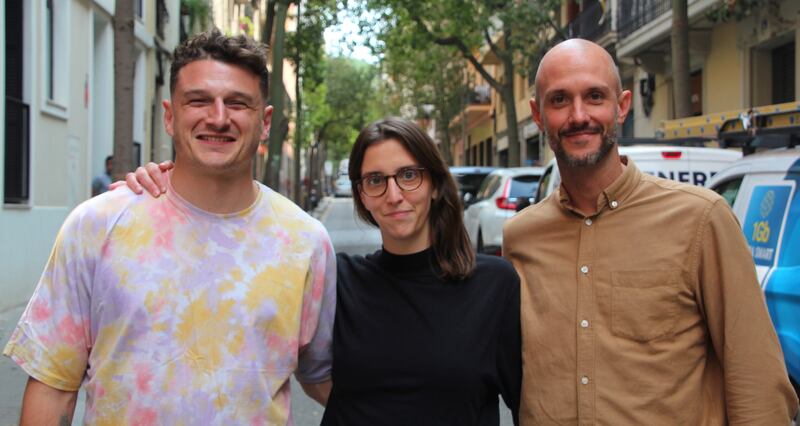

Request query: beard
[{"left": 545, "top": 120, "right": 617, "bottom": 168}]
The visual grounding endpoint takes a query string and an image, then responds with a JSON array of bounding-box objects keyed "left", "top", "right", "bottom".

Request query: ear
[
  {"left": 530, "top": 98, "right": 544, "bottom": 129},
  {"left": 260, "top": 105, "right": 274, "bottom": 141},
  {"left": 617, "top": 90, "right": 633, "bottom": 124},
  {"left": 163, "top": 99, "right": 174, "bottom": 137}
]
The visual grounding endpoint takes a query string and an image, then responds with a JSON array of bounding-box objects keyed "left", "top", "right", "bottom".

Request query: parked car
[
  {"left": 535, "top": 145, "right": 742, "bottom": 202},
  {"left": 464, "top": 167, "right": 544, "bottom": 255},
  {"left": 334, "top": 174, "right": 352, "bottom": 197},
  {"left": 449, "top": 166, "right": 496, "bottom": 209},
  {"left": 706, "top": 148, "right": 800, "bottom": 392}
]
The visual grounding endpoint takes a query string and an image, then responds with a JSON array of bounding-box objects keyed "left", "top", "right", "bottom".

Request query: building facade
[
  {"left": 1, "top": 0, "right": 180, "bottom": 309},
  {"left": 450, "top": 0, "right": 798, "bottom": 167}
]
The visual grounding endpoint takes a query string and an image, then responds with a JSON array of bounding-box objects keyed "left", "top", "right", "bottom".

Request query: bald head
[{"left": 534, "top": 39, "right": 622, "bottom": 106}]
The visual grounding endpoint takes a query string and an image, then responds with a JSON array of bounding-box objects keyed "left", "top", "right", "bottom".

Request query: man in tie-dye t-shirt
[{"left": 4, "top": 29, "right": 336, "bottom": 425}]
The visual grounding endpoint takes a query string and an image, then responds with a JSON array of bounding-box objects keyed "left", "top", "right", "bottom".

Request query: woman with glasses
[
  {"left": 323, "top": 117, "right": 521, "bottom": 425},
  {"left": 120, "top": 117, "right": 521, "bottom": 425}
]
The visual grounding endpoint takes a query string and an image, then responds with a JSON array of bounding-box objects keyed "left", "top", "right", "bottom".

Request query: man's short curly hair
[{"left": 170, "top": 28, "right": 270, "bottom": 101}]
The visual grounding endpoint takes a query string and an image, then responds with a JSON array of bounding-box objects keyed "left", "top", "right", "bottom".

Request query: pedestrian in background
[
  {"left": 503, "top": 38, "right": 797, "bottom": 425},
  {"left": 124, "top": 117, "right": 522, "bottom": 425},
  {"left": 4, "top": 29, "right": 335, "bottom": 425},
  {"left": 90, "top": 155, "right": 113, "bottom": 196}
]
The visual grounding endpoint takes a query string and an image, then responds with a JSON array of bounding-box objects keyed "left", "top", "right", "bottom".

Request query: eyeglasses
[{"left": 357, "top": 167, "right": 427, "bottom": 197}]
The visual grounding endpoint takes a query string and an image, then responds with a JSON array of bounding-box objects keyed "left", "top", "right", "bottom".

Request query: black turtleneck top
[{"left": 321, "top": 248, "right": 521, "bottom": 426}]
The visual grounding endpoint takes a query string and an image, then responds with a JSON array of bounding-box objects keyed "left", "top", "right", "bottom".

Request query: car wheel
[{"left": 477, "top": 228, "right": 484, "bottom": 253}]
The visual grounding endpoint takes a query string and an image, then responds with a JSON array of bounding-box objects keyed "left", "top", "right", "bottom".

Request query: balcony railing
[
  {"left": 4, "top": 96, "right": 30, "bottom": 204},
  {"left": 618, "top": 0, "right": 671, "bottom": 39},
  {"left": 469, "top": 85, "right": 491, "bottom": 105},
  {"left": 568, "top": 1, "right": 611, "bottom": 42}
]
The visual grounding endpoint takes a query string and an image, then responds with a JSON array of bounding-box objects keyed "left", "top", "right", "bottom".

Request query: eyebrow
[
  {"left": 182, "top": 89, "right": 258, "bottom": 103},
  {"left": 361, "top": 164, "right": 420, "bottom": 176},
  {"left": 546, "top": 85, "right": 612, "bottom": 98}
]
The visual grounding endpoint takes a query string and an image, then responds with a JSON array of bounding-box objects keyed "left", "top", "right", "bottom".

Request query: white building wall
[{"left": 0, "top": 0, "right": 181, "bottom": 310}]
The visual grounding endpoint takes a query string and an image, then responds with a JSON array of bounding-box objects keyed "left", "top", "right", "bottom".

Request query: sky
[{"left": 323, "top": 10, "right": 379, "bottom": 64}]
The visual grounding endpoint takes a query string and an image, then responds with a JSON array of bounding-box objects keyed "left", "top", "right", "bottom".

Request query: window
[
  {"left": 135, "top": 0, "right": 144, "bottom": 19},
  {"left": 5, "top": 1, "right": 29, "bottom": 203},
  {"left": 536, "top": 166, "right": 553, "bottom": 203},
  {"left": 690, "top": 69, "right": 702, "bottom": 116},
  {"left": 476, "top": 175, "right": 500, "bottom": 201},
  {"left": 711, "top": 177, "right": 743, "bottom": 207},
  {"left": 43, "top": 0, "right": 68, "bottom": 111},
  {"left": 772, "top": 41, "right": 795, "bottom": 104}
]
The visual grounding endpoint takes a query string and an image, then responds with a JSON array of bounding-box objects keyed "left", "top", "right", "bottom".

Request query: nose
[
  {"left": 384, "top": 176, "right": 404, "bottom": 203},
  {"left": 207, "top": 98, "right": 230, "bottom": 129},
  {"left": 568, "top": 98, "right": 589, "bottom": 126}
]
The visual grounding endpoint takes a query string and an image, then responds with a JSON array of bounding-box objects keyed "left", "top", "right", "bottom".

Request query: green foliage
[
  {"left": 303, "top": 56, "right": 382, "bottom": 161},
  {"left": 352, "top": 0, "right": 563, "bottom": 166},
  {"left": 180, "top": 0, "right": 211, "bottom": 35},
  {"left": 706, "top": 0, "right": 772, "bottom": 22}
]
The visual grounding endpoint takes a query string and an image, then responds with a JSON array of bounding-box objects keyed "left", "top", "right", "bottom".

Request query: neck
[
  {"left": 170, "top": 165, "right": 257, "bottom": 214},
  {"left": 558, "top": 151, "right": 624, "bottom": 216}
]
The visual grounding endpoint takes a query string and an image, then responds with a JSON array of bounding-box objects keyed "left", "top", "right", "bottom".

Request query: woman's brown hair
[{"left": 349, "top": 117, "right": 475, "bottom": 280}]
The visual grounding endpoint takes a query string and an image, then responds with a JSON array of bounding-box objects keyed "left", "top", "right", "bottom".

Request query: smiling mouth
[{"left": 197, "top": 135, "right": 236, "bottom": 142}]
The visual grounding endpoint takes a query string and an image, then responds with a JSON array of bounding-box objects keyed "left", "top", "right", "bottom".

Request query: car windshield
[{"left": 509, "top": 175, "right": 540, "bottom": 199}]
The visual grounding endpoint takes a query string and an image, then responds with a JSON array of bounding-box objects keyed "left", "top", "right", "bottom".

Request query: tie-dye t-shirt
[{"left": 4, "top": 181, "right": 336, "bottom": 425}]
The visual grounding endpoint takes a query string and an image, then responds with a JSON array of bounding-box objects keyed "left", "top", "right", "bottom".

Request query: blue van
[{"left": 707, "top": 148, "right": 800, "bottom": 391}]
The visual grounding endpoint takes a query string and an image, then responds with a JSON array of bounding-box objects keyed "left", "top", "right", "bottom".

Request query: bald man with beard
[{"left": 503, "top": 39, "right": 797, "bottom": 425}]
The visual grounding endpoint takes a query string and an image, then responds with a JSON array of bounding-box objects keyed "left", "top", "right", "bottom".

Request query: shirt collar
[{"left": 557, "top": 155, "right": 642, "bottom": 217}]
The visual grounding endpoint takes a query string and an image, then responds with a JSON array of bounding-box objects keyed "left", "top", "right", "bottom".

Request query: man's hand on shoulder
[{"left": 108, "top": 161, "right": 173, "bottom": 197}]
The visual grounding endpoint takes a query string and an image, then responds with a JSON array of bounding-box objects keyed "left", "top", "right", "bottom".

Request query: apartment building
[
  {"left": 615, "top": 0, "right": 798, "bottom": 139},
  {"left": 450, "top": 0, "right": 797, "bottom": 167},
  {"left": 1, "top": 0, "right": 180, "bottom": 308}
]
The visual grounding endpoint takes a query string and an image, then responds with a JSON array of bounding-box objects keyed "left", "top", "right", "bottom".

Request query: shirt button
[
  {"left": 580, "top": 320, "right": 589, "bottom": 328},
  {"left": 610, "top": 200, "right": 619, "bottom": 209},
  {"left": 585, "top": 218, "right": 593, "bottom": 226},
  {"left": 580, "top": 376, "right": 590, "bottom": 385},
  {"left": 580, "top": 265, "right": 589, "bottom": 274}
]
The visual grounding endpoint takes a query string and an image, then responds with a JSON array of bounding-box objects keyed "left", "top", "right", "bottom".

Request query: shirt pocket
[{"left": 611, "top": 270, "right": 680, "bottom": 342}]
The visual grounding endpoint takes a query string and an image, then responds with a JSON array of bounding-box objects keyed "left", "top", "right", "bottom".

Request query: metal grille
[
  {"left": 568, "top": 1, "right": 611, "bottom": 41},
  {"left": 617, "top": 0, "right": 672, "bottom": 38}
]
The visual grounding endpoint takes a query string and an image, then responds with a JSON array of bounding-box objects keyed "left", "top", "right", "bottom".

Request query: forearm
[
  {"left": 20, "top": 377, "right": 78, "bottom": 426},
  {"left": 300, "top": 379, "right": 332, "bottom": 406}
]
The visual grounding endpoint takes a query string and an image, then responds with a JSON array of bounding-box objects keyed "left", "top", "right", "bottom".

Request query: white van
[{"left": 535, "top": 146, "right": 742, "bottom": 202}]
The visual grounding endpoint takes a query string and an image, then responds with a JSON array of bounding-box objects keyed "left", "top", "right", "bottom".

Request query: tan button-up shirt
[{"left": 503, "top": 159, "right": 797, "bottom": 425}]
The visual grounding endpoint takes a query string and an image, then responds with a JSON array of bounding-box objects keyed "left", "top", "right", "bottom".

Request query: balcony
[
  {"left": 469, "top": 84, "right": 491, "bottom": 105},
  {"left": 567, "top": 1, "right": 612, "bottom": 43},
  {"left": 4, "top": 96, "right": 30, "bottom": 204},
  {"left": 451, "top": 85, "right": 492, "bottom": 130},
  {"left": 618, "top": 0, "right": 671, "bottom": 39}
]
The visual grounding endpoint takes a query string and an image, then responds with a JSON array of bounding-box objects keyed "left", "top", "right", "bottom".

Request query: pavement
[{"left": 0, "top": 302, "right": 27, "bottom": 425}]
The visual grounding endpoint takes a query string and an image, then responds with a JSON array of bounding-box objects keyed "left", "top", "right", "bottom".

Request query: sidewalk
[{"left": 0, "top": 302, "right": 29, "bottom": 425}]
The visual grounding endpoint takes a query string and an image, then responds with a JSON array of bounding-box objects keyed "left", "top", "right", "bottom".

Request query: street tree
[
  {"left": 112, "top": 0, "right": 136, "bottom": 180},
  {"left": 261, "top": 0, "right": 292, "bottom": 189},
  {"left": 381, "top": 39, "right": 468, "bottom": 165},
  {"left": 671, "top": 0, "right": 692, "bottom": 119},
  {"left": 286, "top": 0, "right": 339, "bottom": 201},
  {"left": 358, "top": 0, "right": 563, "bottom": 166}
]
